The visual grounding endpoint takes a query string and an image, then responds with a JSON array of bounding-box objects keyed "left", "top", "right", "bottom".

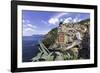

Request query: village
[{"left": 32, "top": 19, "right": 90, "bottom": 61}]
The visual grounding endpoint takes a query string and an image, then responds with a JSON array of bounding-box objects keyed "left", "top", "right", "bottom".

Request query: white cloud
[
  {"left": 22, "top": 20, "right": 37, "bottom": 36},
  {"left": 27, "top": 24, "right": 37, "bottom": 29},
  {"left": 56, "top": 13, "right": 68, "bottom": 18},
  {"left": 67, "top": 17, "right": 72, "bottom": 20},
  {"left": 23, "top": 28, "right": 35, "bottom": 36},
  {"left": 63, "top": 17, "right": 73, "bottom": 23},
  {"left": 25, "top": 28, "right": 34, "bottom": 32},
  {"left": 23, "top": 19, "right": 30, "bottom": 23},
  {"left": 63, "top": 16, "right": 82, "bottom": 23},
  {"left": 48, "top": 13, "right": 68, "bottom": 25},
  {"left": 73, "top": 17, "right": 82, "bottom": 23},
  {"left": 41, "top": 20, "right": 48, "bottom": 25},
  {"left": 22, "top": 19, "right": 25, "bottom": 23},
  {"left": 23, "top": 23, "right": 37, "bottom": 29},
  {"left": 27, "top": 24, "right": 33, "bottom": 27},
  {"left": 48, "top": 17, "right": 59, "bottom": 25},
  {"left": 72, "top": 14, "right": 82, "bottom": 23},
  {"left": 73, "top": 17, "right": 78, "bottom": 23}
]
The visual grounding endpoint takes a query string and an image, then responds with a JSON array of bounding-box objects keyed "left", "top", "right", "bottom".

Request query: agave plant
[{"left": 32, "top": 41, "right": 79, "bottom": 62}]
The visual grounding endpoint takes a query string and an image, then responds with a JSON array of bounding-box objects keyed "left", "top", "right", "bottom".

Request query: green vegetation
[{"left": 42, "top": 27, "right": 58, "bottom": 48}]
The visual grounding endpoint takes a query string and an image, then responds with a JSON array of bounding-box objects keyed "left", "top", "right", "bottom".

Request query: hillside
[
  {"left": 42, "top": 27, "right": 58, "bottom": 48},
  {"left": 42, "top": 18, "right": 90, "bottom": 50},
  {"left": 32, "top": 18, "right": 90, "bottom": 61}
]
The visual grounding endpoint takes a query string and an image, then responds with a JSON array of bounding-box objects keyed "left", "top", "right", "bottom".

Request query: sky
[{"left": 22, "top": 10, "right": 90, "bottom": 36}]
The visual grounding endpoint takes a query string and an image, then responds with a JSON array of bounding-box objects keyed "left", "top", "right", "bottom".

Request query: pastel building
[{"left": 57, "top": 21, "right": 68, "bottom": 46}]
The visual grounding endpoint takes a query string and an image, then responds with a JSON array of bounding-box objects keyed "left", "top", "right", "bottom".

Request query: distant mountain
[
  {"left": 23, "top": 35, "right": 44, "bottom": 41},
  {"left": 23, "top": 35, "right": 45, "bottom": 46}
]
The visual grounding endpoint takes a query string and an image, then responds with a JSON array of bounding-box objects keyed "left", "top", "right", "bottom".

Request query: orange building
[{"left": 58, "top": 32, "right": 64, "bottom": 43}]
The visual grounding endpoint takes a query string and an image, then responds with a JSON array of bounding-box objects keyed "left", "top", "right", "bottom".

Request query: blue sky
[{"left": 22, "top": 10, "right": 90, "bottom": 36}]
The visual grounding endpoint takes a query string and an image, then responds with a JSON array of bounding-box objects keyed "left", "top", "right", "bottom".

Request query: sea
[{"left": 22, "top": 35, "right": 44, "bottom": 62}]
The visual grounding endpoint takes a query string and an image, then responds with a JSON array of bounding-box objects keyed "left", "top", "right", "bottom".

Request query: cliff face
[
  {"left": 78, "top": 19, "right": 90, "bottom": 59},
  {"left": 42, "top": 27, "right": 58, "bottom": 48}
]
